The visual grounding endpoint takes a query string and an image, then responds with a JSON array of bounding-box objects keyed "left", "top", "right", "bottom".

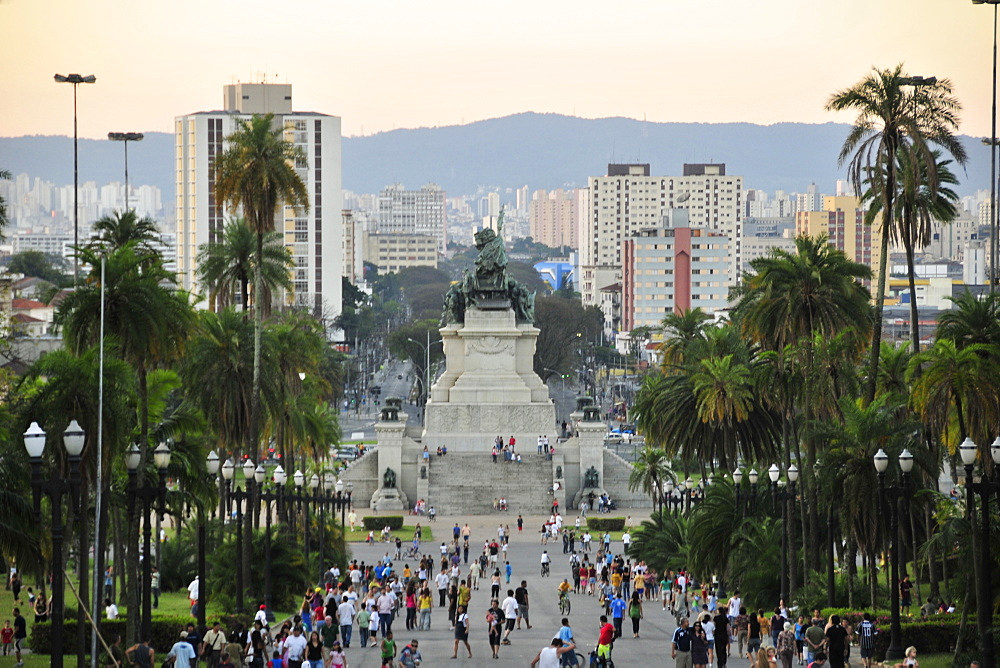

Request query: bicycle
[
  {"left": 403, "top": 544, "right": 420, "bottom": 559},
  {"left": 558, "top": 590, "right": 571, "bottom": 615},
  {"left": 541, "top": 561, "right": 551, "bottom": 577},
  {"left": 589, "top": 645, "right": 615, "bottom": 668}
]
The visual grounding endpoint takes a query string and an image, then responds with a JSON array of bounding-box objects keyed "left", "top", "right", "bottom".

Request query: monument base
[
  {"left": 423, "top": 402, "right": 555, "bottom": 451},
  {"left": 370, "top": 487, "right": 408, "bottom": 512}
]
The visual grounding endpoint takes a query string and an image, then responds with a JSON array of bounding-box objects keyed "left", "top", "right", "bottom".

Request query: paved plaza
[{"left": 338, "top": 511, "right": 756, "bottom": 667}]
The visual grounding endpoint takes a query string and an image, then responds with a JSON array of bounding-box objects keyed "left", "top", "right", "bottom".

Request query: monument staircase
[{"left": 425, "top": 453, "right": 558, "bottom": 515}]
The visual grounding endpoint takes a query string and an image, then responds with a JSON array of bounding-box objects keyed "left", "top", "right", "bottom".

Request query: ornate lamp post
[
  {"left": 874, "top": 448, "right": 913, "bottom": 662},
  {"left": 24, "top": 420, "right": 84, "bottom": 668},
  {"left": 769, "top": 464, "right": 799, "bottom": 602},
  {"left": 195, "top": 450, "right": 220, "bottom": 631},
  {"left": 126, "top": 441, "right": 171, "bottom": 641},
  {"left": 959, "top": 436, "right": 1000, "bottom": 668},
  {"left": 259, "top": 464, "right": 285, "bottom": 621}
]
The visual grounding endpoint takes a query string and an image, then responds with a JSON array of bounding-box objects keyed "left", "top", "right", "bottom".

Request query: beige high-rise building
[
  {"left": 175, "top": 82, "right": 343, "bottom": 322},
  {"left": 529, "top": 189, "right": 579, "bottom": 249},
  {"left": 795, "top": 195, "right": 882, "bottom": 289},
  {"left": 376, "top": 183, "right": 447, "bottom": 250},
  {"left": 581, "top": 163, "right": 743, "bottom": 311}
]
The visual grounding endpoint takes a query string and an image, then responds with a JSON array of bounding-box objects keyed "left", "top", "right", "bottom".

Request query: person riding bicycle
[
  {"left": 558, "top": 579, "right": 572, "bottom": 613},
  {"left": 541, "top": 551, "right": 551, "bottom": 576}
]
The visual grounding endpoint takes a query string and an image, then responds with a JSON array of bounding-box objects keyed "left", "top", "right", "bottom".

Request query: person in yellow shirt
[
  {"left": 611, "top": 571, "right": 623, "bottom": 597},
  {"left": 634, "top": 572, "right": 646, "bottom": 598}
]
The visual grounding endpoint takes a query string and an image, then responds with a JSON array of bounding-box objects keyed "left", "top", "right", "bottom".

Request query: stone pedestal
[
  {"left": 423, "top": 306, "right": 555, "bottom": 451},
  {"left": 371, "top": 417, "right": 410, "bottom": 511},
  {"left": 573, "top": 414, "right": 608, "bottom": 509}
]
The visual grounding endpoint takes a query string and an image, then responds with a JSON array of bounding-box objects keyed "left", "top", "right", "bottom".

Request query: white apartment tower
[
  {"left": 376, "top": 184, "right": 447, "bottom": 250},
  {"left": 581, "top": 163, "right": 742, "bottom": 310},
  {"left": 175, "top": 83, "right": 343, "bottom": 322}
]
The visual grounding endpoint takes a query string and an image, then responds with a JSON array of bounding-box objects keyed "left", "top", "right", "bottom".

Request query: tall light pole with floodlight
[
  {"left": 107, "top": 132, "right": 144, "bottom": 212},
  {"left": 974, "top": 0, "right": 1000, "bottom": 291},
  {"left": 54, "top": 73, "right": 96, "bottom": 284}
]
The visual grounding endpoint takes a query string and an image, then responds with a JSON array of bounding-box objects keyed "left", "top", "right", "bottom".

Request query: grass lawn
[{"left": 345, "top": 525, "right": 434, "bottom": 543}]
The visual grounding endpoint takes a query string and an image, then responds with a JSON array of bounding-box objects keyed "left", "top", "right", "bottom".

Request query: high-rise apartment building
[
  {"left": 622, "top": 211, "right": 731, "bottom": 331},
  {"left": 175, "top": 83, "right": 343, "bottom": 321},
  {"left": 376, "top": 184, "right": 447, "bottom": 250},
  {"left": 795, "top": 195, "right": 882, "bottom": 288},
  {"left": 529, "top": 189, "right": 579, "bottom": 249},
  {"left": 581, "top": 163, "right": 742, "bottom": 313}
]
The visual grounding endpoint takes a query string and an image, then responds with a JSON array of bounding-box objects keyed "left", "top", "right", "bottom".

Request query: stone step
[{"left": 426, "top": 453, "right": 557, "bottom": 514}]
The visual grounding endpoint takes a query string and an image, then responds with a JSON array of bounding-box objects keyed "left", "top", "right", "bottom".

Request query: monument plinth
[{"left": 423, "top": 212, "right": 554, "bottom": 450}]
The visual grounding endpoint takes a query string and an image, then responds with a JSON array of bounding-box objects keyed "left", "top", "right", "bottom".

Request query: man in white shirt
[
  {"left": 435, "top": 569, "right": 450, "bottom": 607},
  {"left": 105, "top": 598, "right": 119, "bottom": 619},
  {"left": 622, "top": 531, "right": 631, "bottom": 549},
  {"left": 167, "top": 631, "right": 197, "bottom": 668},
  {"left": 282, "top": 626, "right": 308, "bottom": 668},
  {"left": 187, "top": 577, "right": 200, "bottom": 615},
  {"left": 531, "top": 637, "right": 576, "bottom": 668},
  {"left": 376, "top": 587, "right": 396, "bottom": 637},
  {"left": 728, "top": 592, "right": 742, "bottom": 621},
  {"left": 500, "top": 589, "right": 519, "bottom": 644},
  {"left": 337, "top": 595, "right": 356, "bottom": 648},
  {"left": 200, "top": 621, "right": 227, "bottom": 668}
]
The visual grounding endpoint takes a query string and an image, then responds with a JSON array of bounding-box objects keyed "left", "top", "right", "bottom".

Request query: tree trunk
[
  {"left": 251, "top": 231, "right": 264, "bottom": 464},
  {"left": 902, "top": 208, "right": 921, "bottom": 356},
  {"left": 952, "top": 576, "right": 974, "bottom": 662},
  {"left": 863, "top": 160, "right": 896, "bottom": 406}
]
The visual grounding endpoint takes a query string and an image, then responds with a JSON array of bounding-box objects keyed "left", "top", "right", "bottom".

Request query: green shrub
[
  {"left": 363, "top": 516, "right": 403, "bottom": 530},
  {"left": 587, "top": 517, "right": 625, "bottom": 531}
]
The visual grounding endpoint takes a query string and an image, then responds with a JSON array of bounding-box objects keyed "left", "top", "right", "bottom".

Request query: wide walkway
[{"left": 338, "top": 511, "right": 755, "bottom": 667}]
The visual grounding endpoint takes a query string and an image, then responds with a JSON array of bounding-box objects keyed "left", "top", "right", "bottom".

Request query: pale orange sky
[{"left": 0, "top": 0, "right": 994, "bottom": 139}]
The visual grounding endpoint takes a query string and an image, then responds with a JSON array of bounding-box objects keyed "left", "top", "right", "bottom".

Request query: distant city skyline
[{"left": 0, "top": 0, "right": 995, "bottom": 139}]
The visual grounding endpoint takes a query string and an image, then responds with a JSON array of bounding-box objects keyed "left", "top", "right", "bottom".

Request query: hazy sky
[{"left": 0, "top": 0, "right": 994, "bottom": 140}]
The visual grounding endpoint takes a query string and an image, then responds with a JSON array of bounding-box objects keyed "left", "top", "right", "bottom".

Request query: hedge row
[
  {"left": 30, "top": 613, "right": 256, "bottom": 655},
  {"left": 362, "top": 516, "right": 404, "bottom": 530},
  {"left": 586, "top": 517, "right": 626, "bottom": 531}
]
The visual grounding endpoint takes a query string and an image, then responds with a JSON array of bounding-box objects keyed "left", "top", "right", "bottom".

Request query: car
[{"left": 334, "top": 445, "right": 360, "bottom": 460}]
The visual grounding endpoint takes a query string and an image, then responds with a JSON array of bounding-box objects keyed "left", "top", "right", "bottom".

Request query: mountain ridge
[{"left": 0, "top": 112, "right": 990, "bottom": 204}]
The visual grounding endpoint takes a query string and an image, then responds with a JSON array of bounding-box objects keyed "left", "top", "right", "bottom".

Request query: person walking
[
  {"left": 379, "top": 630, "right": 397, "bottom": 667},
  {"left": 672, "top": 617, "right": 694, "bottom": 668},
  {"left": 418, "top": 588, "right": 433, "bottom": 631},
  {"left": 11, "top": 608, "right": 25, "bottom": 668},
  {"left": 337, "top": 595, "right": 355, "bottom": 648},
  {"left": 609, "top": 592, "right": 627, "bottom": 639},
  {"left": 126, "top": 636, "right": 155, "bottom": 668},
  {"left": 201, "top": 621, "right": 228, "bottom": 668},
  {"left": 500, "top": 590, "right": 518, "bottom": 645},
  {"left": 451, "top": 604, "right": 473, "bottom": 659},
  {"left": 628, "top": 592, "right": 644, "bottom": 638},
  {"left": 487, "top": 599, "right": 504, "bottom": 659},
  {"left": 557, "top": 618, "right": 578, "bottom": 666},
  {"left": 515, "top": 580, "right": 532, "bottom": 630},
  {"left": 778, "top": 622, "right": 797, "bottom": 668}
]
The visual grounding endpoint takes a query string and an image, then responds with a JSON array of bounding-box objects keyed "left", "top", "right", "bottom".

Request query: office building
[
  {"left": 364, "top": 232, "right": 438, "bottom": 274},
  {"left": 376, "top": 184, "right": 447, "bottom": 250},
  {"left": 175, "top": 82, "right": 343, "bottom": 320}
]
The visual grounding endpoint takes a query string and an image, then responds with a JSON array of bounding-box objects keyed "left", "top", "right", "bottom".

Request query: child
[
  {"left": 270, "top": 649, "right": 282, "bottom": 668},
  {"left": 357, "top": 607, "right": 371, "bottom": 648},
  {"left": 329, "top": 640, "right": 347, "bottom": 668},
  {"left": 367, "top": 609, "right": 380, "bottom": 647},
  {"left": 807, "top": 652, "right": 827, "bottom": 668},
  {"left": 505, "top": 561, "right": 512, "bottom": 584},
  {"left": 1, "top": 620, "right": 13, "bottom": 656},
  {"left": 893, "top": 647, "right": 919, "bottom": 668},
  {"left": 379, "top": 630, "right": 396, "bottom": 667}
]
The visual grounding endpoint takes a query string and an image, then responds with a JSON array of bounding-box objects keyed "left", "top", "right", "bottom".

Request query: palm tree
[
  {"left": 628, "top": 446, "right": 674, "bottom": 512},
  {"left": 0, "top": 168, "right": 11, "bottom": 239},
  {"left": 196, "top": 219, "right": 293, "bottom": 312},
  {"left": 214, "top": 114, "right": 309, "bottom": 461},
  {"left": 88, "top": 210, "right": 162, "bottom": 257},
  {"left": 659, "top": 308, "right": 712, "bottom": 368},
  {"left": 827, "top": 65, "right": 967, "bottom": 404},
  {"left": 732, "top": 235, "right": 872, "bottom": 352},
  {"left": 55, "top": 243, "right": 194, "bottom": 643},
  {"left": 937, "top": 291, "right": 1000, "bottom": 349},
  {"left": 864, "top": 148, "right": 960, "bottom": 354}
]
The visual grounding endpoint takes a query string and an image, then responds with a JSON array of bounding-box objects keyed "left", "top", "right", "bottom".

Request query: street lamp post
[
  {"left": 54, "top": 73, "right": 96, "bottom": 285},
  {"left": 259, "top": 464, "right": 285, "bottom": 622},
  {"left": 107, "top": 132, "right": 144, "bottom": 212},
  {"left": 23, "top": 420, "right": 84, "bottom": 668},
  {"left": 196, "top": 450, "right": 220, "bottom": 631},
  {"left": 974, "top": 0, "right": 1000, "bottom": 292},
  {"left": 959, "top": 436, "right": 1000, "bottom": 668},
  {"left": 221, "top": 458, "right": 246, "bottom": 613},
  {"left": 769, "top": 464, "right": 799, "bottom": 602},
  {"left": 125, "top": 440, "right": 172, "bottom": 642},
  {"left": 874, "top": 448, "right": 913, "bottom": 662}
]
